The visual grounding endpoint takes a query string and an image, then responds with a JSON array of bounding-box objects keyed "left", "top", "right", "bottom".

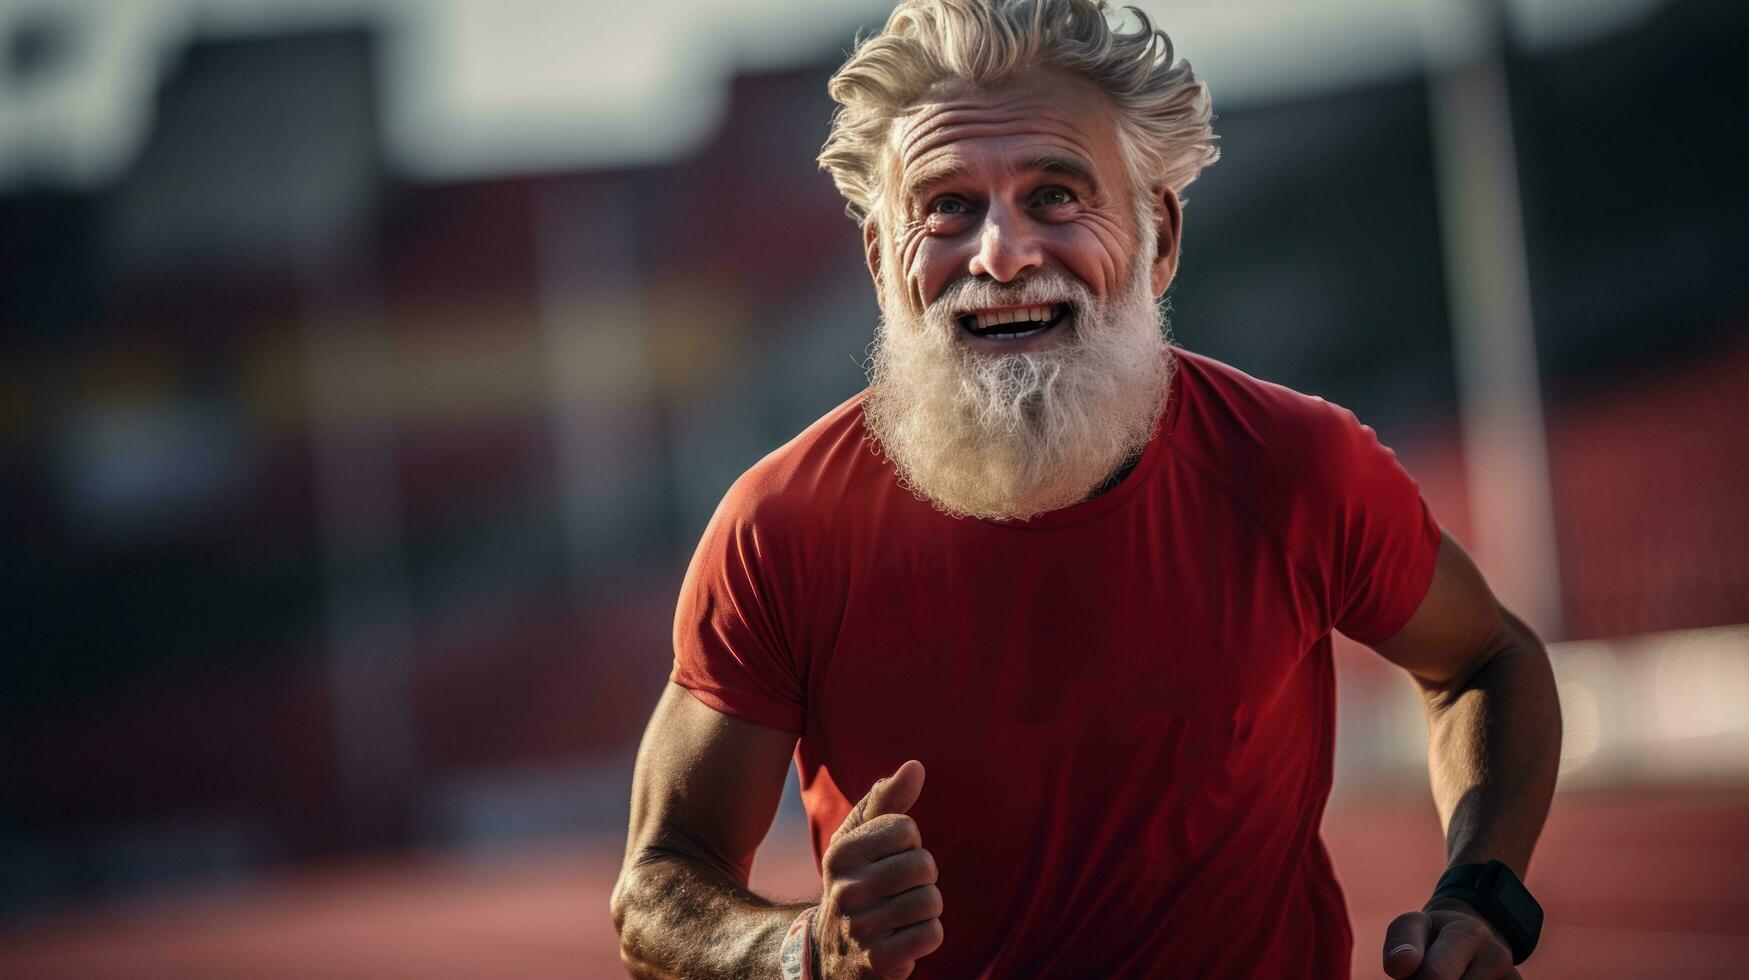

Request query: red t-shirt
[{"left": 671, "top": 349, "right": 1440, "bottom": 978}]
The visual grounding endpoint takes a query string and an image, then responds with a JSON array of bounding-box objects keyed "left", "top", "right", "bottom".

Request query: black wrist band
[{"left": 1430, "top": 860, "right": 1543, "bottom": 965}]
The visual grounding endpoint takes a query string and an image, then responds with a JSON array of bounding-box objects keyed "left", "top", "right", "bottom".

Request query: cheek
[
  {"left": 1058, "top": 212, "right": 1133, "bottom": 295},
  {"left": 897, "top": 229, "right": 959, "bottom": 311}
]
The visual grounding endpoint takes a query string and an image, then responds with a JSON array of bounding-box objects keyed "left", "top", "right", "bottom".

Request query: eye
[
  {"left": 931, "top": 196, "right": 971, "bottom": 216},
  {"left": 1033, "top": 187, "right": 1074, "bottom": 207}
]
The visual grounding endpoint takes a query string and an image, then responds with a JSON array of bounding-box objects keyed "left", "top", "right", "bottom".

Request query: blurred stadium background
[{"left": 2, "top": 0, "right": 1746, "bottom": 976}]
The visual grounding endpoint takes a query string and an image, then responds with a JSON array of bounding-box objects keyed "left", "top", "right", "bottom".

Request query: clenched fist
[
  {"left": 1383, "top": 900, "right": 1521, "bottom": 980},
  {"left": 815, "top": 760, "right": 945, "bottom": 979}
]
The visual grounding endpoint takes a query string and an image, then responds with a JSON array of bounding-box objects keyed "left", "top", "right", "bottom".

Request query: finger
[
  {"left": 868, "top": 917, "right": 944, "bottom": 975},
  {"left": 830, "top": 847, "right": 939, "bottom": 911},
  {"left": 835, "top": 761, "right": 926, "bottom": 842},
  {"left": 823, "top": 812, "right": 923, "bottom": 876},
  {"left": 1419, "top": 916, "right": 1490, "bottom": 980},
  {"left": 847, "top": 883, "right": 944, "bottom": 939},
  {"left": 1382, "top": 911, "right": 1430, "bottom": 978},
  {"left": 1456, "top": 940, "right": 1517, "bottom": 980}
]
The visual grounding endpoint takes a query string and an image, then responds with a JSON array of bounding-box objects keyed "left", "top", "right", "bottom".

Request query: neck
[{"left": 1085, "top": 451, "right": 1143, "bottom": 501}]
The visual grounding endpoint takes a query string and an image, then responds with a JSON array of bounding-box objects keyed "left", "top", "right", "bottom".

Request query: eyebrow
[
  {"left": 904, "top": 161, "right": 969, "bottom": 202},
  {"left": 1023, "top": 153, "right": 1098, "bottom": 188},
  {"left": 903, "top": 153, "right": 1100, "bottom": 203}
]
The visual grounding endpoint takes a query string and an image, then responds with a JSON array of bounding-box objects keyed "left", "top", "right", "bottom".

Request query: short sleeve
[
  {"left": 1321, "top": 407, "right": 1443, "bottom": 645},
  {"left": 670, "top": 474, "right": 808, "bottom": 734}
]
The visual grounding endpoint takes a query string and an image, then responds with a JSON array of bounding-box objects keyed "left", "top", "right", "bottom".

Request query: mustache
[{"left": 929, "top": 271, "right": 1090, "bottom": 316}]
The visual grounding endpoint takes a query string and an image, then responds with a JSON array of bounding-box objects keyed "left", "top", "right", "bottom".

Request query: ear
[
  {"left": 1148, "top": 187, "right": 1183, "bottom": 298},
  {"left": 863, "top": 219, "right": 883, "bottom": 291}
]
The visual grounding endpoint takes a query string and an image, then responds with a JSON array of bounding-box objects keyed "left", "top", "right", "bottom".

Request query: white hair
[{"left": 819, "top": 0, "right": 1219, "bottom": 224}]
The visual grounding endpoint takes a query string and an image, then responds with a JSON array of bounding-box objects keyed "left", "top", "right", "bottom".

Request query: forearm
[
  {"left": 612, "top": 847, "right": 813, "bottom": 979},
  {"left": 1421, "top": 608, "right": 1562, "bottom": 874}
]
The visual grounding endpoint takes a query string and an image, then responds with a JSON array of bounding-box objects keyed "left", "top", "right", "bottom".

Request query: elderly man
[{"left": 611, "top": 1, "right": 1561, "bottom": 977}]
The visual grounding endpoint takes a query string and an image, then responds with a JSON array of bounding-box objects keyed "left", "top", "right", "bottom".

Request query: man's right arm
[
  {"left": 612, "top": 683, "right": 945, "bottom": 979},
  {"left": 611, "top": 682, "right": 804, "bottom": 977}
]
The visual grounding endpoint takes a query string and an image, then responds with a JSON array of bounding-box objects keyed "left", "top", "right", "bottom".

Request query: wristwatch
[{"left": 1430, "top": 859, "right": 1544, "bottom": 964}]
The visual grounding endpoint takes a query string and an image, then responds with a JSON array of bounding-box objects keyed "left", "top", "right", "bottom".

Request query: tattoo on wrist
[{"left": 780, "top": 906, "right": 818, "bottom": 980}]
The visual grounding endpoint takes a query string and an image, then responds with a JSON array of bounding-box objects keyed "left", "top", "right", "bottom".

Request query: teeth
[{"left": 969, "top": 304, "right": 1061, "bottom": 330}]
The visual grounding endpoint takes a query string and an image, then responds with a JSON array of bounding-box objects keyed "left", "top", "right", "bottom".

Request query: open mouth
[{"left": 957, "top": 303, "right": 1072, "bottom": 341}]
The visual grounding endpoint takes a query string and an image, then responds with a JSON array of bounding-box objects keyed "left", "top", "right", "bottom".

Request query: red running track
[{"left": 2, "top": 791, "right": 1745, "bottom": 978}]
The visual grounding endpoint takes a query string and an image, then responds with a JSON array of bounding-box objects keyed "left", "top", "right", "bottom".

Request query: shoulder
[
  {"left": 1171, "top": 349, "right": 1378, "bottom": 483},
  {"left": 1169, "top": 349, "right": 1419, "bottom": 553},
  {"left": 709, "top": 391, "right": 883, "bottom": 544},
  {"left": 674, "top": 398, "right": 883, "bottom": 730},
  {"left": 1168, "top": 352, "right": 1437, "bottom": 638}
]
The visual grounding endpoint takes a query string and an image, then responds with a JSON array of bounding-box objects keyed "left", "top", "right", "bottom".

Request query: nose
[{"left": 966, "top": 202, "right": 1044, "bottom": 283}]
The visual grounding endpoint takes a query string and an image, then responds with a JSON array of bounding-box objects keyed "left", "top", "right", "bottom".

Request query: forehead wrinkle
[
  {"left": 884, "top": 74, "right": 1125, "bottom": 221},
  {"left": 896, "top": 108, "right": 1103, "bottom": 165},
  {"left": 895, "top": 117, "right": 1108, "bottom": 191},
  {"left": 893, "top": 94, "right": 1040, "bottom": 157}
]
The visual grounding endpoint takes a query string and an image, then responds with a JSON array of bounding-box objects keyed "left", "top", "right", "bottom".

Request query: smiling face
[
  {"left": 868, "top": 68, "right": 1182, "bottom": 353},
  {"left": 860, "top": 71, "right": 1183, "bottom": 521}
]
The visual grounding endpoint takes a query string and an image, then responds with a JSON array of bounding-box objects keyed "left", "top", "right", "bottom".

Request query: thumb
[
  {"left": 834, "top": 760, "right": 925, "bottom": 840},
  {"left": 1382, "top": 911, "right": 1430, "bottom": 978}
]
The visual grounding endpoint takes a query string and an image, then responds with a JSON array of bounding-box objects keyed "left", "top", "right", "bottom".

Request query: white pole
[{"left": 1424, "top": 0, "right": 1565, "bottom": 639}]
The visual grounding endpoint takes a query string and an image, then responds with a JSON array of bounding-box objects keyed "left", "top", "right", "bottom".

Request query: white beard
[{"left": 863, "top": 249, "right": 1173, "bottom": 521}]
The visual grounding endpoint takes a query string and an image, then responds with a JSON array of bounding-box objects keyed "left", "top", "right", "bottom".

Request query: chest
[{"left": 809, "top": 489, "right": 1324, "bottom": 743}]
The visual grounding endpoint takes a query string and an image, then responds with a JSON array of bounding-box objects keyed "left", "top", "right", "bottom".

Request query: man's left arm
[{"left": 1368, "top": 529, "right": 1562, "bottom": 980}]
